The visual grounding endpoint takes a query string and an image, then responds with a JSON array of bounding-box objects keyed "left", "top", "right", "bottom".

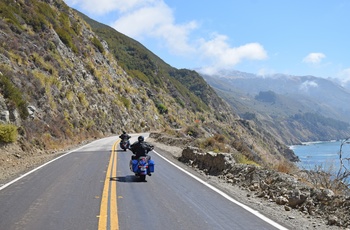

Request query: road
[{"left": 0, "top": 134, "right": 289, "bottom": 230}]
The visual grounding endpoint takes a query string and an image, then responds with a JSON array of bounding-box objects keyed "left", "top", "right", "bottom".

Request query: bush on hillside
[
  {"left": 156, "top": 102, "right": 168, "bottom": 114},
  {"left": 0, "top": 73, "right": 29, "bottom": 119},
  {"left": 91, "top": 36, "right": 104, "bottom": 53},
  {"left": 0, "top": 123, "right": 18, "bottom": 143},
  {"left": 55, "top": 27, "right": 78, "bottom": 53}
]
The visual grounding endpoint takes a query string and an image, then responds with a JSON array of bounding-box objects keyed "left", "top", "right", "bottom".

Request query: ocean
[{"left": 290, "top": 140, "right": 350, "bottom": 174}]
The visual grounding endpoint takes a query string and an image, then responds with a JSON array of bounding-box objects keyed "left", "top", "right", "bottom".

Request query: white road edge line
[
  {"left": 152, "top": 149, "right": 289, "bottom": 230},
  {"left": 0, "top": 140, "right": 99, "bottom": 191}
]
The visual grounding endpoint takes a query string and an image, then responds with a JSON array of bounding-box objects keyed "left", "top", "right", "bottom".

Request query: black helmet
[
  {"left": 138, "top": 136, "right": 144, "bottom": 142},
  {"left": 122, "top": 131, "right": 126, "bottom": 134}
]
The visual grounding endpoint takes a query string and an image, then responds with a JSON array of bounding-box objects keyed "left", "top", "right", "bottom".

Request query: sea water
[{"left": 290, "top": 140, "right": 350, "bottom": 174}]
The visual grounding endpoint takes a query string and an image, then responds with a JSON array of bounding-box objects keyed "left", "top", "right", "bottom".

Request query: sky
[{"left": 63, "top": 0, "right": 350, "bottom": 84}]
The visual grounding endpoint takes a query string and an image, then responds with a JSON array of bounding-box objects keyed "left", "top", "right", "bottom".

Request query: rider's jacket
[
  {"left": 119, "top": 133, "right": 131, "bottom": 140},
  {"left": 130, "top": 141, "right": 153, "bottom": 158}
]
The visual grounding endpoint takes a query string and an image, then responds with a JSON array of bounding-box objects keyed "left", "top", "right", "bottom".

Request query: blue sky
[{"left": 63, "top": 0, "right": 350, "bottom": 83}]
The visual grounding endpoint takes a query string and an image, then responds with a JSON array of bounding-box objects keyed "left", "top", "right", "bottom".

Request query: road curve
[{"left": 0, "top": 134, "right": 289, "bottom": 230}]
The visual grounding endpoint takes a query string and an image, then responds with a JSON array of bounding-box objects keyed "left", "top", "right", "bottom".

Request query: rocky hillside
[{"left": 0, "top": 0, "right": 298, "bottom": 180}]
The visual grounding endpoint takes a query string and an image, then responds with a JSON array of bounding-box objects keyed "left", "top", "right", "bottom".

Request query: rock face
[
  {"left": 179, "top": 146, "right": 235, "bottom": 176},
  {"left": 179, "top": 147, "right": 350, "bottom": 228}
]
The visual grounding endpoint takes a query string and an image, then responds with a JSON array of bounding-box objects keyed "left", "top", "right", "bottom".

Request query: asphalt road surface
[{"left": 0, "top": 134, "right": 289, "bottom": 230}]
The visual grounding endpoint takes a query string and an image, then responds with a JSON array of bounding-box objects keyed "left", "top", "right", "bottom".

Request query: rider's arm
[{"left": 146, "top": 143, "right": 154, "bottom": 152}]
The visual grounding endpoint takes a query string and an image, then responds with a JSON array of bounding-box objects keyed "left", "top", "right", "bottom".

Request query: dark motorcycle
[{"left": 120, "top": 138, "right": 130, "bottom": 151}]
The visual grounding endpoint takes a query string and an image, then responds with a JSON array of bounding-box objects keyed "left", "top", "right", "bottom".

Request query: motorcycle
[
  {"left": 120, "top": 138, "right": 130, "bottom": 151},
  {"left": 129, "top": 145, "right": 155, "bottom": 181},
  {"left": 130, "top": 156, "right": 155, "bottom": 181}
]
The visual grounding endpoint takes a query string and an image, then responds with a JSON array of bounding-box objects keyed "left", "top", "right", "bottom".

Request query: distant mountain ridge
[{"left": 201, "top": 70, "right": 350, "bottom": 144}]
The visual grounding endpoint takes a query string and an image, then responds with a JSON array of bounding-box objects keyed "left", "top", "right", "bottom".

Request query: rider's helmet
[
  {"left": 138, "top": 136, "right": 144, "bottom": 142},
  {"left": 122, "top": 131, "right": 126, "bottom": 134}
]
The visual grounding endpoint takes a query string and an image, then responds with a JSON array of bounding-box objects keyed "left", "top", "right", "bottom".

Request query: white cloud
[
  {"left": 302, "top": 52, "right": 326, "bottom": 64},
  {"left": 111, "top": 2, "right": 197, "bottom": 55},
  {"left": 197, "top": 34, "right": 267, "bottom": 74},
  {"left": 299, "top": 80, "right": 318, "bottom": 92},
  {"left": 338, "top": 68, "right": 350, "bottom": 84},
  {"left": 257, "top": 68, "right": 276, "bottom": 77},
  {"left": 111, "top": 3, "right": 172, "bottom": 38}
]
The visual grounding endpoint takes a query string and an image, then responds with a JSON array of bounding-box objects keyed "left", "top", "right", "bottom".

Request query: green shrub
[
  {"left": 0, "top": 124, "right": 18, "bottom": 143},
  {"left": 91, "top": 36, "right": 104, "bottom": 53},
  {"left": 130, "top": 70, "right": 149, "bottom": 83},
  {"left": 0, "top": 2, "right": 23, "bottom": 31},
  {"left": 156, "top": 103, "right": 168, "bottom": 114},
  {"left": 55, "top": 27, "right": 78, "bottom": 53},
  {"left": 233, "top": 153, "right": 259, "bottom": 166},
  {"left": 77, "top": 92, "right": 89, "bottom": 107},
  {"left": 27, "top": 13, "right": 48, "bottom": 32},
  {"left": 119, "top": 96, "right": 130, "bottom": 109},
  {"left": 36, "top": 2, "right": 57, "bottom": 27},
  {"left": 0, "top": 73, "right": 29, "bottom": 119},
  {"left": 58, "top": 13, "right": 70, "bottom": 30},
  {"left": 185, "top": 125, "right": 202, "bottom": 138},
  {"left": 198, "top": 134, "right": 227, "bottom": 152}
]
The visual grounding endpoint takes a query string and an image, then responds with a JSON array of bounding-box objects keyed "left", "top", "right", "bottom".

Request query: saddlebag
[
  {"left": 131, "top": 159, "right": 138, "bottom": 172},
  {"left": 148, "top": 160, "right": 155, "bottom": 173}
]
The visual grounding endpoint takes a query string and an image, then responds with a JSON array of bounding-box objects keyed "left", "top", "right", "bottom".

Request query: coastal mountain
[
  {"left": 201, "top": 70, "right": 350, "bottom": 144},
  {"left": 0, "top": 0, "right": 298, "bottom": 172}
]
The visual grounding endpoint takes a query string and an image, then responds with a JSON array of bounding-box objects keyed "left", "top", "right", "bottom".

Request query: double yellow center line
[{"left": 98, "top": 140, "right": 119, "bottom": 230}]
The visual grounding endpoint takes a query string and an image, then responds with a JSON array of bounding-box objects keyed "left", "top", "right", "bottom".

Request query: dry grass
[
  {"left": 297, "top": 160, "right": 349, "bottom": 195},
  {"left": 274, "top": 160, "right": 298, "bottom": 174},
  {"left": 233, "top": 153, "right": 260, "bottom": 166}
]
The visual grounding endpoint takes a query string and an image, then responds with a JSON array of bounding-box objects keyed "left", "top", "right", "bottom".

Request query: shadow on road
[
  {"left": 111, "top": 176, "right": 147, "bottom": 183},
  {"left": 116, "top": 149, "right": 129, "bottom": 153}
]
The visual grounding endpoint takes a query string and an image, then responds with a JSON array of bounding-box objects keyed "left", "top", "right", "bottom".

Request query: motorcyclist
[
  {"left": 129, "top": 135, "right": 153, "bottom": 161},
  {"left": 119, "top": 131, "right": 131, "bottom": 147},
  {"left": 129, "top": 136, "right": 154, "bottom": 176},
  {"left": 119, "top": 131, "right": 131, "bottom": 140}
]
